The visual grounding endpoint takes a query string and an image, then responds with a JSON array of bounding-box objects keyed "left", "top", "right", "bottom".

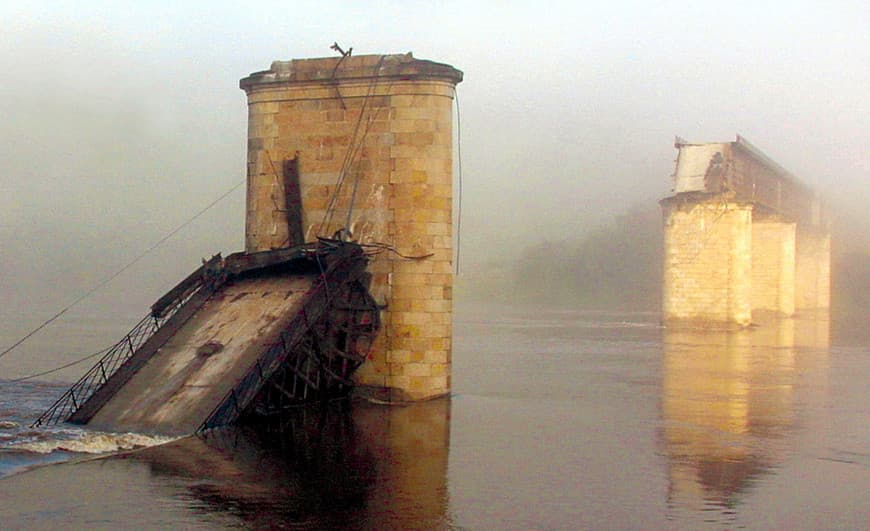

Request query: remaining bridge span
[
  {"left": 34, "top": 241, "right": 379, "bottom": 435},
  {"left": 671, "top": 135, "right": 827, "bottom": 227},
  {"left": 661, "top": 136, "right": 830, "bottom": 327}
]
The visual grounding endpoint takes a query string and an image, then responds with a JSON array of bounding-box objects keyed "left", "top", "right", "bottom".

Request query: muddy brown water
[{"left": 1, "top": 301, "right": 867, "bottom": 529}]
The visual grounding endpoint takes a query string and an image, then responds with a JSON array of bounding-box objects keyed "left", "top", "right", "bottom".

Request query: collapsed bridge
[
  {"left": 34, "top": 241, "right": 379, "bottom": 435},
  {"left": 32, "top": 51, "right": 465, "bottom": 433}
]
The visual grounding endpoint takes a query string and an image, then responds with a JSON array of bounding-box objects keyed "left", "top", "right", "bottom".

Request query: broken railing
[
  {"left": 31, "top": 240, "right": 377, "bottom": 430},
  {"left": 31, "top": 255, "right": 223, "bottom": 428}
]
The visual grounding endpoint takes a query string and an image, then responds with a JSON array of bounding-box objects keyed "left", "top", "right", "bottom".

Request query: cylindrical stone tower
[{"left": 240, "top": 53, "right": 462, "bottom": 401}]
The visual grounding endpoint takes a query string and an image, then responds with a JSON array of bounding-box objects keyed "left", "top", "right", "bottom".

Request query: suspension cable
[
  {"left": 344, "top": 56, "right": 389, "bottom": 231},
  {"left": 4, "top": 347, "right": 110, "bottom": 383},
  {"left": 319, "top": 55, "right": 388, "bottom": 237},
  {"left": 0, "top": 178, "right": 245, "bottom": 362}
]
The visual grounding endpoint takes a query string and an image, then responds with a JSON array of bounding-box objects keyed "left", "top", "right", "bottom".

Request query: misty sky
[{"left": 1, "top": 2, "right": 868, "bottom": 373}]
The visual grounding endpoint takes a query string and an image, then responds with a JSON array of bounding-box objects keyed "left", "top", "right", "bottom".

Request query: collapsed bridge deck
[{"left": 34, "top": 241, "right": 379, "bottom": 436}]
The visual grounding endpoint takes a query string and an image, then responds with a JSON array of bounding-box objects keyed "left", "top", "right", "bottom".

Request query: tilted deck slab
[{"left": 87, "top": 273, "right": 316, "bottom": 436}]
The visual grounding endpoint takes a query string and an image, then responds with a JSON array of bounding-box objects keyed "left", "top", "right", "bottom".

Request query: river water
[{"left": 0, "top": 301, "right": 867, "bottom": 529}]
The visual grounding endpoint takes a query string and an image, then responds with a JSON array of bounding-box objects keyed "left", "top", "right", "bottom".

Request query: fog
[{"left": 1, "top": 2, "right": 868, "bottom": 372}]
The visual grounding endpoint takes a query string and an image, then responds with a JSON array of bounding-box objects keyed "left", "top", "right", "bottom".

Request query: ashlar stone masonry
[
  {"left": 661, "top": 136, "right": 830, "bottom": 328},
  {"left": 240, "top": 53, "right": 462, "bottom": 400}
]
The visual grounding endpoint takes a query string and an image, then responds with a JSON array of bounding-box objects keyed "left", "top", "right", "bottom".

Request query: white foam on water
[{"left": 11, "top": 431, "right": 178, "bottom": 455}]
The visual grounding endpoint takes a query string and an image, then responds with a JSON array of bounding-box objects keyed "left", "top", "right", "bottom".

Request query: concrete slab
[{"left": 87, "top": 273, "right": 317, "bottom": 436}]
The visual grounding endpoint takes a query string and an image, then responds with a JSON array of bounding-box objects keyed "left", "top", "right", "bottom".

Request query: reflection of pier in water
[
  {"left": 661, "top": 314, "right": 830, "bottom": 516},
  {"left": 127, "top": 398, "right": 452, "bottom": 528}
]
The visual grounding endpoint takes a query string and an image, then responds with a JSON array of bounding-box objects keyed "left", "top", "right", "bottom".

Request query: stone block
[
  {"left": 431, "top": 363, "right": 450, "bottom": 378},
  {"left": 392, "top": 260, "right": 434, "bottom": 274},
  {"left": 425, "top": 351, "right": 450, "bottom": 364},
  {"left": 420, "top": 323, "right": 449, "bottom": 338},
  {"left": 390, "top": 337, "right": 427, "bottom": 351},
  {"left": 423, "top": 299, "right": 452, "bottom": 314},
  {"left": 388, "top": 375, "right": 411, "bottom": 392},
  {"left": 387, "top": 349, "right": 411, "bottom": 364},
  {"left": 426, "top": 375, "right": 448, "bottom": 392},
  {"left": 391, "top": 324, "right": 422, "bottom": 338},
  {"left": 390, "top": 273, "right": 430, "bottom": 287}
]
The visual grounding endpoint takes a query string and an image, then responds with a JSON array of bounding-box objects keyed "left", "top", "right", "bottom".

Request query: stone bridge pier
[
  {"left": 661, "top": 136, "right": 830, "bottom": 328},
  {"left": 240, "top": 53, "right": 462, "bottom": 400}
]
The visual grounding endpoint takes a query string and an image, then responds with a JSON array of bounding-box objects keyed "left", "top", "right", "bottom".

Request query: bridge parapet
[{"left": 672, "top": 135, "right": 828, "bottom": 229}]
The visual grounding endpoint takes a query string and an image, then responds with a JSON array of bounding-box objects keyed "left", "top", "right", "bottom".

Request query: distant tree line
[
  {"left": 500, "top": 203, "right": 867, "bottom": 316},
  {"left": 832, "top": 249, "right": 870, "bottom": 319},
  {"left": 512, "top": 204, "right": 662, "bottom": 310}
]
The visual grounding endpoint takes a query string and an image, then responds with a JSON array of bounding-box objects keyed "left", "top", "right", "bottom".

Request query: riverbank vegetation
[{"left": 457, "top": 203, "right": 869, "bottom": 317}]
